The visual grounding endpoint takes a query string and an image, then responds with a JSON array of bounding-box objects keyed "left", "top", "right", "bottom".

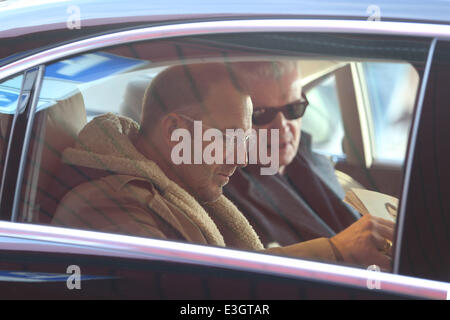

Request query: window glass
[
  {"left": 0, "top": 74, "right": 23, "bottom": 178},
  {"left": 302, "top": 74, "right": 344, "bottom": 158},
  {"left": 15, "top": 33, "right": 430, "bottom": 273},
  {"left": 362, "top": 62, "right": 419, "bottom": 163}
]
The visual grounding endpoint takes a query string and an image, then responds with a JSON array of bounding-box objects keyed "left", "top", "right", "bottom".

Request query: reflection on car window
[
  {"left": 14, "top": 34, "right": 430, "bottom": 272},
  {"left": 302, "top": 74, "right": 344, "bottom": 158},
  {"left": 363, "top": 62, "right": 419, "bottom": 163},
  {"left": 0, "top": 74, "right": 23, "bottom": 182}
]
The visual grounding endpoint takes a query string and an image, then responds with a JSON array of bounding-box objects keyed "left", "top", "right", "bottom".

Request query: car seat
[
  {"left": 119, "top": 77, "right": 151, "bottom": 123},
  {"left": 20, "top": 91, "right": 87, "bottom": 224}
]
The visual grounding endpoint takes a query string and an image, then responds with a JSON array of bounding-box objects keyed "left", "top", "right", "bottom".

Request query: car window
[
  {"left": 302, "top": 73, "right": 344, "bottom": 158},
  {"left": 12, "top": 33, "right": 430, "bottom": 273},
  {"left": 300, "top": 62, "right": 420, "bottom": 167},
  {"left": 362, "top": 62, "right": 419, "bottom": 164},
  {"left": 0, "top": 74, "right": 23, "bottom": 181}
]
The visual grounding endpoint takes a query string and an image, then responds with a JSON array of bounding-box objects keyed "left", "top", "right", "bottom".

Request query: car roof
[
  {"left": 2, "top": 0, "right": 450, "bottom": 36},
  {"left": 1, "top": 0, "right": 449, "bottom": 65}
]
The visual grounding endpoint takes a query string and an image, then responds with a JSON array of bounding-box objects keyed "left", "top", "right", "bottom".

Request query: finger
[
  {"left": 374, "top": 222, "right": 394, "bottom": 241},
  {"left": 372, "top": 233, "right": 393, "bottom": 257},
  {"left": 371, "top": 216, "right": 395, "bottom": 228},
  {"left": 369, "top": 251, "right": 392, "bottom": 272},
  {"left": 372, "top": 232, "right": 386, "bottom": 251},
  {"left": 366, "top": 236, "right": 393, "bottom": 271}
]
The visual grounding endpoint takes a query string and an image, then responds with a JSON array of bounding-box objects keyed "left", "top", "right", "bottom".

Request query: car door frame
[
  {"left": 0, "top": 220, "right": 448, "bottom": 299},
  {"left": 395, "top": 38, "right": 450, "bottom": 283}
]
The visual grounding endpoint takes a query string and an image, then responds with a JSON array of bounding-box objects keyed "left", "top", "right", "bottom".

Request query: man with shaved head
[
  {"left": 53, "top": 63, "right": 260, "bottom": 249},
  {"left": 52, "top": 62, "right": 393, "bottom": 269}
]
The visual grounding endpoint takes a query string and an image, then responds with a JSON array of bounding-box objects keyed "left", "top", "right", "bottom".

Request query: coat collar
[{"left": 62, "top": 113, "right": 264, "bottom": 250}]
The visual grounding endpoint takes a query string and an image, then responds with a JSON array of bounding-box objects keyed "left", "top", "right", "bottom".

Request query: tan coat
[{"left": 52, "top": 113, "right": 337, "bottom": 262}]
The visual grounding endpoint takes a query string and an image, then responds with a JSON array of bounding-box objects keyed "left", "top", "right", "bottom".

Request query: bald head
[
  {"left": 137, "top": 62, "right": 253, "bottom": 202},
  {"left": 140, "top": 63, "right": 244, "bottom": 134}
]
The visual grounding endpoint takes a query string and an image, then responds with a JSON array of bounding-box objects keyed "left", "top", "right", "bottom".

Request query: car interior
[{"left": 0, "top": 33, "right": 430, "bottom": 272}]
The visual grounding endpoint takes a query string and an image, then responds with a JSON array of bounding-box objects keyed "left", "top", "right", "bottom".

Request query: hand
[{"left": 329, "top": 214, "right": 395, "bottom": 271}]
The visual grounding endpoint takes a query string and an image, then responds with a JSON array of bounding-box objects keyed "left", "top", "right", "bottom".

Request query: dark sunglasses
[{"left": 252, "top": 92, "right": 309, "bottom": 126}]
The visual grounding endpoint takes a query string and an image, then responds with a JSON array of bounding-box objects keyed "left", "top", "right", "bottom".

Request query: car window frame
[
  {"left": 0, "top": 219, "right": 448, "bottom": 299},
  {"left": 394, "top": 39, "right": 450, "bottom": 283},
  {"left": 0, "top": 67, "right": 45, "bottom": 221}
]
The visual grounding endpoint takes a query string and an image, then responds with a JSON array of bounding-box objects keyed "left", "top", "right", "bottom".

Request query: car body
[{"left": 0, "top": 0, "right": 449, "bottom": 300}]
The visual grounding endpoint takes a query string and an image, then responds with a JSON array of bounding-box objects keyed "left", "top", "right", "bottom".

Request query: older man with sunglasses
[{"left": 225, "top": 61, "right": 395, "bottom": 269}]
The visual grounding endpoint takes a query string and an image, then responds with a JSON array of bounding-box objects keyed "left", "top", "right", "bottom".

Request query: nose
[
  {"left": 234, "top": 141, "right": 248, "bottom": 168},
  {"left": 270, "top": 112, "right": 289, "bottom": 136},
  {"left": 224, "top": 139, "right": 248, "bottom": 168},
  {"left": 237, "top": 146, "right": 248, "bottom": 168}
]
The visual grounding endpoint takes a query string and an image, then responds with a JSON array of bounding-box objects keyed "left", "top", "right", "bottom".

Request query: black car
[{"left": 0, "top": 0, "right": 448, "bottom": 300}]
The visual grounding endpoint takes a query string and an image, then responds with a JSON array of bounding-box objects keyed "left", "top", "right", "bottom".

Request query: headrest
[
  {"left": 32, "top": 90, "right": 87, "bottom": 223},
  {"left": 46, "top": 91, "right": 87, "bottom": 145},
  {"left": 119, "top": 77, "right": 152, "bottom": 123}
]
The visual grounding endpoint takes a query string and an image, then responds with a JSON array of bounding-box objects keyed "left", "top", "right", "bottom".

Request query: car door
[
  {"left": 396, "top": 39, "right": 450, "bottom": 283},
  {"left": 0, "top": 18, "right": 448, "bottom": 300},
  {"left": 2, "top": 220, "right": 447, "bottom": 301}
]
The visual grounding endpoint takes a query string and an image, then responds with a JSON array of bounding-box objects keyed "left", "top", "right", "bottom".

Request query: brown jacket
[{"left": 52, "top": 113, "right": 338, "bottom": 262}]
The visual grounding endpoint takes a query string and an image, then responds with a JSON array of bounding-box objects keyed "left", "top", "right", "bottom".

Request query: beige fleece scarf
[{"left": 62, "top": 113, "right": 263, "bottom": 251}]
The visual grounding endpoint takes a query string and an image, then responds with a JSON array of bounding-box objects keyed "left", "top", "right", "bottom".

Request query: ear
[{"left": 160, "top": 113, "right": 186, "bottom": 146}]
